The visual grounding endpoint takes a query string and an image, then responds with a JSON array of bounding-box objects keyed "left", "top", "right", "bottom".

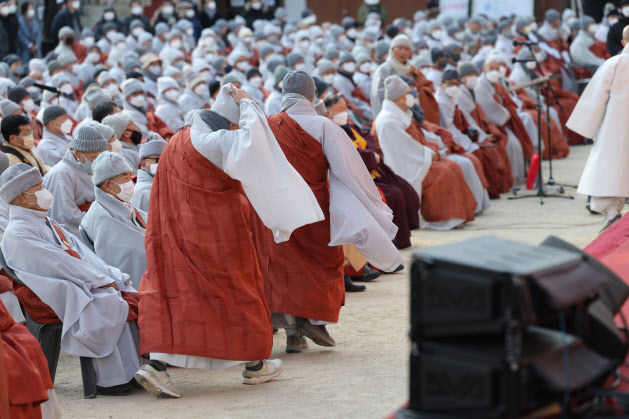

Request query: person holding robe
[
  {"left": 43, "top": 125, "right": 108, "bottom": 238},
  {"left": 102, "top": 113, "right": 143, "bottom": 176},
  {"left": 251, "top": 71, "right": 403, "bottom": 353},
  {"left": 37, "top": 105, "right": 72, "bottom": 167},
  {"left": 135, "top": 84, "right": 324, "bottom": 398},
  {"left": 130, "top": 133, "right": 167, "bottom": 214},
  {"left": 567, "top": 27, "right": 629, "bottom": 230},
  {"left": 0, "top": 299, "right": 62, "bottom": 418},
  {"left": 81, "top": 152, "right": 147, "bottom": 288},
  {"left": 324, "top": 93, "right": 420, "bottom": 249},
  {"left": 0, "top": 163, "right": 142, "bottom": 396},
  {"left": 1, "top": 115, "right": 49, "bottom": 175},
  {"left": 375, "top": 75, "right": 477, "bottom": 230}
]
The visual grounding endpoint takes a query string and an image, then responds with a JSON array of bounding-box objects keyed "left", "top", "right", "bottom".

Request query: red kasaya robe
[
  {"left": 0, "top": 299, "right": 53, "bottom": 418},
  {"left": 453, "top": 106, "right": 512, "bottom": 197},
  {"left": 493, "top": 83, "right": 535, "bottom": 159},
  {"left": 138, "top": 127, "right": 273, "bottom": 361},
  {"left": 251, "top": 113, "right": 345, "bottom": 323},
  {"left": 412, "top": 69, "right": 441, "bottom": 125},
  {"left": 146, "top": 111, "right": 174, "bottom": 140},
  {"left": 342, "top": 123, "right": 420, "bottom": 249}
]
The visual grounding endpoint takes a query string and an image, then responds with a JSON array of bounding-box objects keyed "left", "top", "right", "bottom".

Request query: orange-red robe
[
  {"left": 138, "top": 127, "right": 273, "bottom": 361},
  {"left": 251, "top": 113, "right": 345, "bottom": 323}
]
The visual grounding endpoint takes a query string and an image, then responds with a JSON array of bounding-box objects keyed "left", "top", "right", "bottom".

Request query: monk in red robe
[{"left": 136, "top": 85, "right": 325, "bottom": 398}]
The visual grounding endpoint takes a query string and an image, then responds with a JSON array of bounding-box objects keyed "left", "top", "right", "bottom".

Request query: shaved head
[{"left": 623, "top": 25, "right": 629, "bottom": 46}]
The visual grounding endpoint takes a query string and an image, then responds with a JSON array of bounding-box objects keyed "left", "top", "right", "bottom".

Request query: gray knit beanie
[
  {"left": 102, "top": 113, "right": 132, "bottom": 140},
  {"left": 70, "top": 125, "right": 109, "bottom": 152},
  {"left": 286, "top": 52, "right": 304, "bottom": 69},
  {"left": 338, "top": 52, "right": 355, "bottom": 66},
  {"left": 282, "top": 70, "right": 315, "bottom": 102},
  {"left": 43, "top": 105, "right": 67, "bottom": 126},
  {"left": 457, "top": 62, "right": 479, "bottom": 78},
  {"left": 0, "top": 100, "right": 21, "bottom": 117},
  {"left": 274, "top": 65, "right": 290, "bottom": 85},
  {"left": 384, "top": 75, "right": 411, "bottom": 101},
  {"left": 545, "top": 9, "right": 560, "bottom": 23},
  {"left": 0, "top": 152, "right": 10, "bottom": 176},
  {"left": 0, "top": 164, "right": 42, "bottom": 204},
  {"left": 139, "top": 135, "right": 167, "bottom": 160},
  {"left": 87, "top": 121, "right": 115, "bottom": 141},
  {"left": 121, "top": 78, "right": 145, "bottom": 99},
  {"left": 58, "top": 26, "right": 74, "bottom": 39},
  {"left": 316, "top": 59, "right": 334, "bottom": 75},
  {"left": 92, "top": 151, "right": 133, "bottom": 186},
  {"left": 57, "top": 50, "right": 77, "bottom": 67}
]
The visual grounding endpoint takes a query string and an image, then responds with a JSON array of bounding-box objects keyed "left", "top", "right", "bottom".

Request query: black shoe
[
  {"left": 351, "top": 264, "right": 381, "bottom": 282},
  {"left": 600, "top": 214, "right": 622, "bottom": 234},
  {"left": 344, "top": 275, "right": 366, "bottom": 292},
  {"left": 97, "top": 382, "right": 133, "bottom": 396},
  {"left": 382, "top": 264, "right": 404, "bottom": 274},
  {"left": 296, "top": 318, "right": 336, "bottom": 347},
  {"left": 129, "top": 378, "right": 143, "bottom": 390},
  {"left": 273, "top": 327, "right": 278, "bottom": 334}
]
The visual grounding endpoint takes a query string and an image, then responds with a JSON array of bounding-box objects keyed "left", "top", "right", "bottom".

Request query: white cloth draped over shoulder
[
  {"left": 1, "top": 205, "right": 141, "bottom": 387},
  {"left": 282, "top": 97, "right": 403, "bottom": 272},
  {"left": 568, "top": 45, "right": 629, "bottom": 198},
  {"left": 190, "top": 98, "right": 324, "bottom": 244}
]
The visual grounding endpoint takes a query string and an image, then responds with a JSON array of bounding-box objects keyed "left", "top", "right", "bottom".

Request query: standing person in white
[{"left": 567, "top": 26, "right": 629, "bottom": 231}]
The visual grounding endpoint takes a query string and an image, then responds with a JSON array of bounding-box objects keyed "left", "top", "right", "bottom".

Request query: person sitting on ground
[
  {"left": 1, "top": 115, "right": 48, "bottom": 175},
  {"left": 81, "top": 152, "right": 147, "bottom": 288},
  {"left": 0, "top": 163, "right": 141, "bottom": 396},
  {"left": 102, "top": 113, "right": 142, "bottom": 175},
  {"left": 130, "top": 132, "right": 167, "bottom": 214}
]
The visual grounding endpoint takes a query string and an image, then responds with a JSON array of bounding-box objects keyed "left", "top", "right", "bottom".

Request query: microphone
[
  {"left": 32, "top": 82, "right": 74, "bottom": 100},
  {"left": 513, "top": 40, "right": 539, "bottom": 46},
  {"left": 511, "top": 58, "right": 536, "bottom": 64}
]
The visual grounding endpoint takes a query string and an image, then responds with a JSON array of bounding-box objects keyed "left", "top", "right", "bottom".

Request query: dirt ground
[{"left": 55, "top": 144, "right": 604, "bottom": 418}]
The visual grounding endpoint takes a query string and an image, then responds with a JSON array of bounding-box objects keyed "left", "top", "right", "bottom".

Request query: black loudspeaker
[{"left": 406, "top": 236, "right": 624, "bottom": 419}]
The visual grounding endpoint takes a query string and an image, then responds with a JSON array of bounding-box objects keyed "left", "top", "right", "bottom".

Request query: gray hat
[
  {"left": 323, "top": 48, "right": 339, "bottom": 61},
  {"left": 286, "top": 52, "right": 304, "bottom": 69},
  {"left": 274, "top": 65, "right": 290, "bottom": 85},
  {"left": 0, "top": 152, "right": 9, "bottom": 176},
  {"left": 410, "top": 56, "right": 431, "bottom": 68},
  {"left": 441, "top": 69, "right": 460, "bottom": 83},
  {"left": 457, "top": 62, "right": 479, "bottom": 78},
  {"left": 384, "top": 75, "right": 411, "bottom": 101},
  {"left": 139, "top": 135, "right": 167, "bottom": 160},
  {"left": 514, "top": 16, "right": 531, "bottom": 31},
  {"left": 92, "top": 151, "right": 133, "bottom": 186},
  {"left": 0, "top": 99, "right": 21, "bottom": 117},
  {"left": 102, "top": 113, "right": 133, "bottom": 140},
  {"left": 43, "top": 105, "right": 67, "bottom": 126},
  {"left": 87, "top": 121, "right": 115, "bottom": 141},
  {"left": 355, "top": 53, "right": 371, "bottom": 66},
  {"left": 121, "top": 78, "right": 145, "bottom": 99},
  {"left": 220, "top": 72, "right": 242, "bottom": 87},
  {"left": 57, "top": 50, "right": 78, "bottom": 67},
  {"left": 0, "top": 164, "right": 42, "bottom": 204},
  {"left": 47, "top": 60, "right": 61, "bottom": 75},
  {"left": 545, "top": 9, "right": 560, "bottom": 22},
  {"left": 282, "top": 70, "right": 315, "bottom": 102},
  {"left": 71, "top": 124, "right": 109, "bottom": 152},
  {"left": 375, "top": 40, "right": 390, "bottom": 60},
  {"left": 338, "top": 52, "right": 355, "bottom": 66},
  {"left": 580, "top": 15, "right": 595, "bottom": 30},
  {"left": 58, "top": 26, "right": 74, "bottom": 39},
  {"left": 157, "top": 76, "right": 179, "bottom": 96},
  {"left": 83, "top": 87, "right": 111, "bottom": 110},
  {"left": 316, "top": 59, "right": 334, "bottom": 75},
  {"left": 155, "top": 22, "right": 169, "bottom": 36},
  {"left": 259, "top": 44, "right": 274, "bottom": 60},
  {"left": 390, "top": 34, "right": 413, "bottom": 50}
]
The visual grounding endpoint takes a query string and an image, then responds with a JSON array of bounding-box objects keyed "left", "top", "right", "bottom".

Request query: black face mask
[
  {"left": 65, "top": 37, "right": 74, "bottom": 45},
  {"left": 437, "top": 59, "right": 448, "bottom": 69},
  {"left": 452, "top": 53, "right": 461, "bottom": 62},
  {"left": 130, "top": 130, "right": 142, "bottom": 145}
]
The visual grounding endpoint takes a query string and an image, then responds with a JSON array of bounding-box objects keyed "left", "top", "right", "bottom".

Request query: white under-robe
[
  {"left": 130, "top": 168, "right": 153, "bottom": 214},
  {"left": 1, "top": 205, "right": 141, "bottom": 387}
]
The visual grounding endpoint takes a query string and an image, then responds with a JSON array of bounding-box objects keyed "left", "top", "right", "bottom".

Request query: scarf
[{"left": 385, "top": 50, "right": 411, "bottom": 75}]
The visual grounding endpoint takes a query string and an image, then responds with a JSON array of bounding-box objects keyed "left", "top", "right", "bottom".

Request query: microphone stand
[
  {"left": 528, "top": 44, "right": 577, "bottom": 192},
  {"left": 508, "top": 59, "right": 573, "bottom": 205}
]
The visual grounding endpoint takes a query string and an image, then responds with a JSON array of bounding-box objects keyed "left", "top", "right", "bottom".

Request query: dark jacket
[
  {"left": 94, "top": 17, "right": 123, "bottom": 39},
  {"left": 49, "top": 8, "right": 82, "bottom": 44},
  {"left": 199, "top": 8, "right": 222, "bottom": 29},
  {"left": 17, "top": 15, "right": 42, "bottom": 62},
  {"left": 0, "top": 13, "right": 19, "bottom": 54},
  {"left": 0, "top": 20, "right": 9, "bottom": 59},
  {"left": 122, "top": 14, "right": 151, "bottom": 35},
  {"left": 607, "top": 16, "right": 629, "bottom": 56}
]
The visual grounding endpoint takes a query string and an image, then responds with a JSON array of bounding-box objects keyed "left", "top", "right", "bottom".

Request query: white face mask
[
  {"left": 27, "top": 9, "right": 35, "bottom": 18},
  {"left": 365, "top": 0, "right": 379, "bottom": 4},
  {"left": 444, "top": 85, "right": 459, "bottom": 98},
  {"left": 104, "top": 11, "right": 115, "bottom": 21},
  {"left": 72, "top": 0, "right": 80, "bottom": 9},
  {"left": 588, "top": 24, "right": 598, "bottom": 34},
  {"left": 432, "top": 30, "right": 443, "bottom": 39},
  {"left": 204, "top": 53, "right": 216, "bottom": 63},
  {"left": 251, "top": 1, "right": 262, "bottom": 10},
  {"left": 486, "top": 70, "right": 500, "bottom": 84},
  {"left": 528, "top": 22, "right": 538, "bottom": 32},
  {"left": 164, "top": 88, "right": 179, "bottom": 101},
  {"left": 249, "top": 76, "right": 263, "bottom": 88},
  {"left": 464, "top": 76, "right": 478, "bottom": 90},
  {"left": 185, "top": 27, "right": 193, "bottom": 36},
  {"left": 236, "top": 61, "right": 250, "bottom": 71},
  {"left": 206, "top": 1, "right": 216, "bottom": 10},
  {"left": 106, "top": 83, "right": 119, "bottom": 94},
  {"left": 322, "top": 74, "right": 335, "bottom": 84},
  {"left": 162, "top": 5, "right": 173, "bottom": 15},
  {"left": 405, "top": 94, "right": 415, "bottom": 108},
  {"left": 110, "top": 138, "right": 122, "bottom": 153},
  {"left": 171, "top": 39, "right": 182, "bottom": 49},
  {"left": 106, "top": 31, "right": 117, "bottom": 41},
  {"left": 294, "top": 62, "right": 307, "bottom": 71},
  {"left": 60, "top": 83, "right": 74, "bottom": 95},
  {"left": 341, "top": 62, "right": 356, "bottom": 73},
  {"left": 131, "top": 5, "right": 142, "bottom": 15},
  {"left": 194, "top": 84, "right": 207, "bottom": 96},
  {"left": 525, "top": 61, "right": 537, "bottom": 70},
  {"left": 299, "top": 40, "right": 310, "bottom": 50},
  {"left": 83, "top": 36, "right": 95, "bottom": 47},
  {"left": 87, "top": 51, "right": 100, "bottom": 63},
  {"left": 129, "top": 95, "right": 146, "bottom": 107},
  {"left": 623, "top": 7, "right": 629, "bottom": 17},
  {"left": 609, "top": 17, "right": 619, "bottom": 25},
  {"left": 71, "top": 63, "right": 80, "bottom": 75},
  {"left": 332, "top": 111, "right": 348, "bottom": 125},
  {"left": 149, "top": 64, "right": 162, "bottom": 76},
  {"left": 132, "top": 27, "right": 144, "bottom": 37},
  {"left": 112, "top": 180, "right": 134, "bottom": 202},
  {"left": 60, "top": 118, "right": 73, "bottom": 135},
  {"left": 359, "top": 62, "right": 372, "bottom": 73},
  {"left": 498, "top": 66, "right": 507, "bottom": 77},
  {"left": 347, "top": 28, "right": 358, "bottom": 38},
  {"left": 28, "top": 189, "right": 54, "bottom": 210},
  {"left": 22, "top": 98, "right": 34, "bottom": 112},
  {"left": 115, "top": 41, "right": 126, "bottom": 49},
  {"left": 150, "top": 163, "right": 158, "bottom": 174},
  {"left": 479, "top": 45, "right": 493, "bottom": 55}
]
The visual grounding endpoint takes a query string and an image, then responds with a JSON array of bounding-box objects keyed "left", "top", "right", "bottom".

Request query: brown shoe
[
  {"left": 296, "top": 318, "right": 336, "bottom": 347},
  {"left": 286, "top": 334, "right": 308, "bottom": 353}
]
